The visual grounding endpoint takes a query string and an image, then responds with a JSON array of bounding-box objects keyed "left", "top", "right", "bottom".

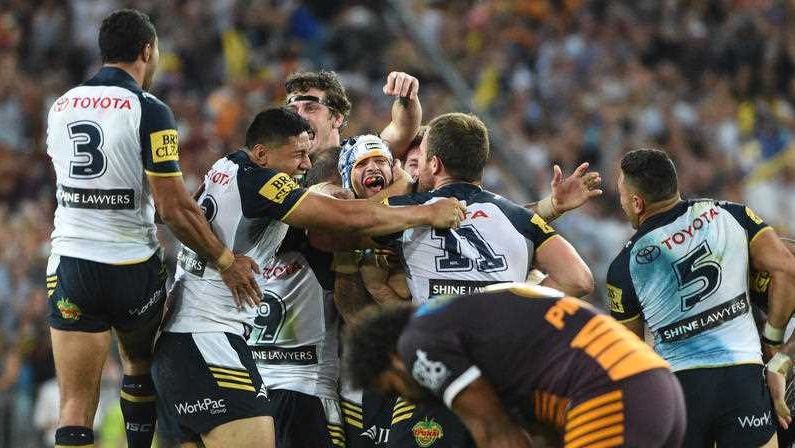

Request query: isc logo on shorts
[
  {"left": 258, "top": 172, "right": 299, "bottom": 204},
  {"left": 150, "top": 129, "right": 179, "bottom": 163}
]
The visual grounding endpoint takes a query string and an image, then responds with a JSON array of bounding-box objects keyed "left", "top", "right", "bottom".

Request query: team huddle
[{"left": 43, "top": 9, "right": 795, "bottom": 448}]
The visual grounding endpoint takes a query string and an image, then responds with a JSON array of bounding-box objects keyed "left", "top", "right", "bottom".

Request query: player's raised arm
[
  {"left": 379, "top": 72, "right": 422, "bottom": 159},
  {"left": 534, "top": 234, "right": 594, "bottom": 297}
]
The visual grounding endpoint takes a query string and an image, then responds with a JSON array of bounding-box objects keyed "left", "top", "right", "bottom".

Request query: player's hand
[
  {"left": 763, "top": 342, "right": 781, "bottom": 362},
  {"left": 426, "top": 198, "right": 466, "bottom": 229},
  {"left": 383, "top": 72, "right": 419, "bottom": 100},
  {"left": 311, "top": 182, "right": 355, "bottom": 200},
  {"left": 550, "top": 162, "right": 602, "bottom": 213},
  {"left": 766, "top": 368, "right": 792, "bottom": 429},
  {"left": 220, "top": 254, "right": 262, "bottom": 309},
  {"left": 390, "top": 159, "right": 415, "bottom": 195}
]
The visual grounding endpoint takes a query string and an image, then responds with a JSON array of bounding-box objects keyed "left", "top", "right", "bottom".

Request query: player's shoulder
[{"left": 139, "top": 91, "right": 174, "bottom": 115}]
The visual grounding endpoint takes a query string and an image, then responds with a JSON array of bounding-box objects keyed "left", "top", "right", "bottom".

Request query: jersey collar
[
  {"left": 635, "top": 200, "right": 689, "bottom": 240},
  {"left": 83, "top": 67, "right": 141, "bottom": 93}
]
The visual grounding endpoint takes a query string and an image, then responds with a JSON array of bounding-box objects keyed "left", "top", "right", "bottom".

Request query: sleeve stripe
[
  {"left": 280, "top": 190, "right": 310, "bottom": 221},
  {"left": 442, "top": 365, "right": 482, "bottom": 408},
  {"left": 145, "top": 170, "right": 182, "bottom": 177},
  {"left": 749, "top": 226, "right": 774, "bottom": 246},
  {"left": 534, "top": 234, "right": 561, "bottom": 254},
  {"left": 617, "top": 314, "right": 642, "bottom": 324}
]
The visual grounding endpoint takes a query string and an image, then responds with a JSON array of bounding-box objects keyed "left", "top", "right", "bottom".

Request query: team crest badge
[
  {"left": 412, "top": 418, "right": 444, "bottom": 447},
  {"left": 57, "top": 298, "right": 82, "bottom": 320},
  {"left": 412, "top": 350, "right": 450, "bottom": 392}
]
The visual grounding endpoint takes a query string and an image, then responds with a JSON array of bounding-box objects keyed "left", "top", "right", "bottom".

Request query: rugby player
[
  {"left": 45, "top": 10, "right": 259, "bottom": 448},
  {"left": 378, "top": 112, "right": 594, "bottom": 302},
  {"left": 285, "top": 70, "right": 421, "bottom": 157},
  {"left": 608, "top": 148, "right": 795, "bottom": 447},
  {"left": 152, "top": 108, "right": 464, "bottom": 448},
  {"left": 344, "top": 283, "right": 685, "bottom": 448}
]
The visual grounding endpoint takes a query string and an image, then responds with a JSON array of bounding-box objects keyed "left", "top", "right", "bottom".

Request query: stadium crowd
[{"left": 1, "top": 0, "right": 795, "bottom": 446}]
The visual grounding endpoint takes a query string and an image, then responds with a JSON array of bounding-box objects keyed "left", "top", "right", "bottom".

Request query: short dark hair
[
  {"left": 245, "top": 107, "right": 312, "bottom": 149},
  {"left": 99, "top": 9, "right": 157, "bottom": 64},
  {"left": 285, "top": 71, "right": 352, "bottom": 121},
  {"left": 306, "top": 146, "right": 342, "bottom": 186},
  {"left": 426, "top": 113, "right": 489, "bottom": 182},
  {"left": 343, "top": 303, "right": 415, "bottom": 390},
  {"left": 620, "top": 148, "right": 679, "bottom": 202}
]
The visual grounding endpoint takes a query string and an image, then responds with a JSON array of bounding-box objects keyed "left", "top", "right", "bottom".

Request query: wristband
[
  {"left": 767, "top": 352, "right": 793, "bottom": 376},
  {"left": 536, "top": 196, "right": 561, "bottom": 221},
  {"left": 215, "top": 248, "right": 235, "bottom": 273},
  {"left": 764, "top": 322, "right": 785, "bottom": 344}
]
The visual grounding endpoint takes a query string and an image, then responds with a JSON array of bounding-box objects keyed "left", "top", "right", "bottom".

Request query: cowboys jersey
[
  {"left": 46, "top": 67, "right": 180, "bottom": 264},
  {"left": 165, "top": 150, "right": 307, "bottom": 335},
  {"left": 381, "top": 183, "right": 557, "bottom": 304},
  {"left": 248, "top": 228, "right": 340, "bottom": 400},
  {"left": 608, "top": 200, "right": 770, "bottom": 371}
]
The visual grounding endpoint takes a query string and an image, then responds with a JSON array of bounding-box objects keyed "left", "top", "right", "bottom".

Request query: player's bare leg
[
  {"left": 51, "top": 328, "right": 112, "bottom": 446},
  {"left": 760, "top": 433, "right": 778, "bottom": 447},
  {"left": 116, "top": 312, "right": 162, "bottom": 448},
  {"left": 200, "top": 416, "right": 275, "bottom": 448}
]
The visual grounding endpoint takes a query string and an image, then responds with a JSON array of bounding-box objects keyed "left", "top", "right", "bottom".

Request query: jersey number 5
[
  {"left": 68, "top": 121, "right": 106, "bottom": 179},
  {"left": 432, "top": 225, "right": 507, "bottom": 273},
  {"left": 673, "top": 241, "right": 722, "bottom": 311}
]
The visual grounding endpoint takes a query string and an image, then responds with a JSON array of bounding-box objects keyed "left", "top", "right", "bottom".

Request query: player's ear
[
  {"left": 430, "top": 155, "right": 443, "bottom": 176},
  {"left": 249, "top": 144, "right": 268, "bottom": 165},
  {"left": 389, "top": 353, "right": 407, "bottom": 372},
  {"left": 331, "top": 112, "right": 344, "bottom": 130},
  {"left": 631, "top": 193, "right": 645, "bottom": 215},
  {"left": 141, "top": 41, "right": 153, "bottom": 63}
]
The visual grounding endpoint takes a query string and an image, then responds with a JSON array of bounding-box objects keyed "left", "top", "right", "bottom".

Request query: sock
[
  {"left": 55, "top": 426, "right": 94, "bottom": 447},
  {"left": 120, "top": 374, "right": 157, "bottom": 448}
]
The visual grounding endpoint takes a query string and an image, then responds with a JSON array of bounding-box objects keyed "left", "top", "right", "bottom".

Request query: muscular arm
[
  {"left": 359, "top": 263, "right": 407, "bottom": 305},
  {"left": 535, "top": 235, "right": 594, "bottom": 297},
  {"left": 283, "top": 191, "right": 462, "bottom": 236},
  {"left": 380, "top": 97, "right": 421, "bottom": 159},
  {"left": 451, "top": 377, "right": 532, "bottom": 448},
  {"left": 334, "top": 272, "right": 374, "bottom": 324},
  {"left": 753, "top": 230, "right": 795, "bottom": 333},
  {"left": 148, "top": 175, "right": 226, "bottom": 260}
]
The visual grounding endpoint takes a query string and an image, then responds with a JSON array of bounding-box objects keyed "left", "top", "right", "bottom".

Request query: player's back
[
  {"left": 398, "top": 285, "right": 668, "bottom": 428},
  {"left": 384, "top": 183, "right": 556, "bottom": 304},
  {"left": 608, "top": 199, "right": 764, "bottom": 371},
  {"left": 47, "top": 67, "right": 180, "bottom": 264}
]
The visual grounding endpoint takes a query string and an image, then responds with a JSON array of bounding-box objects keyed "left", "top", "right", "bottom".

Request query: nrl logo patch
[
  {"left": 412, "top": 350, "right": 450, "bottom": 392},
  {"left": 412, "top": 418, "right": 444, "bottom": 447},
  {"left": 57, "top": 298, "right": 82, "bottom": 320}
]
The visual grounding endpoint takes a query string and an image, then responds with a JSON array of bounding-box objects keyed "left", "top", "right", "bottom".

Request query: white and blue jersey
[
  {"left": 607, "top": 199, "right": 771, "bottom": 372},
  {"left": 47, "top": 67, "right": 181, "bottom": 264},
  {"left": 380, "top": 183, "right": 557, "bottom": 304}
]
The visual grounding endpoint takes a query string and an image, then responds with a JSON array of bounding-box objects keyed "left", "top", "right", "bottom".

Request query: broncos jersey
[
  {"left": 608, "top": 200, "right": 771, "bottom": 372},
  {"left": 247, "top": 228, "right": 340, "bottom": 400},
  {"left": 380, "top": 183, "right": 557, "bottom": 304},
  {"left": 165, "top": 150, "right": 308, "bottom": 335},
  {"left": 46, "top": 67, "right": 181, "bottom": 264}
]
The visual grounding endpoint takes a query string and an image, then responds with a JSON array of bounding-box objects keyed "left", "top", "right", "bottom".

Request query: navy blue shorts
[{"left": 47, "top": 253, "right": 167, "bottom": 332}]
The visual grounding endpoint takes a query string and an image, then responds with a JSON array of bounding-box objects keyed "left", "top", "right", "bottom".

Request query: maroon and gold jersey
[{"left": 397, "top": 284, "right": 669, "bottom": 429}]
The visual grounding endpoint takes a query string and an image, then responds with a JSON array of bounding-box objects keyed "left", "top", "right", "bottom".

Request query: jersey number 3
[
  {"left": 673, "top": 241, "right": 722, "bottom": 311},
  {"left": 68, "top": 121, "right": 106, "bottom": 179}
]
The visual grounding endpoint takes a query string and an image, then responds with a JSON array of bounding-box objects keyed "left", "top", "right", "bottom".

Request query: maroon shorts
[{"left": 563, "top": 368, "right": 686, "bottom": 448}]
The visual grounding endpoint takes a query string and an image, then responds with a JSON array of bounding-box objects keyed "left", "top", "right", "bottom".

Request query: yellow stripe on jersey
[
  {"left": 344, "top": 417, "right": 363, "bottom": 429},
  {"left": 216, "top": 381, "right": 255, "bottom": 392},
  {"left": 341, "top": 401, "right": 363, "bottom": 412},
  {"left": 145, "top": 169, "right": 183, "bottom": 178},
  {"left": 392, "top": 412, "right": 413, "bottom": 425},
  {"left": 46, "top": 275, "right": 57, "bottom": 281},
  {"left": 327, "top": 425, "right": 346, "bottom": 438},
  {"left": 47, "top": 282, "right": 57, "bottom": 288},
  {"left": 280, "top": 190, "right": 309, "bottom": 221},
  {"left": 208, "top": 366, "right": 249, "bottom": 377},
  {"left": 211, "top": 373, "right": 253, "bottom": 384}
]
